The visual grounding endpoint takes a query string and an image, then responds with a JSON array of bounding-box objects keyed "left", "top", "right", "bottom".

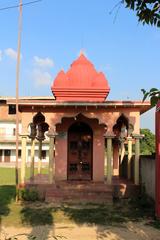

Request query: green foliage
[
  {"left": 140, "top": 128, "right": 155, "bottom": 155},
  {"left": 141, "top": 88, "right": 160, "bottom": 106},
  {"left": 123, "top": 0, "right": 160, "bottom": 27},
  {"left": 129, "top": 185, "right": 155, "bottom": 214},
  {"left": 19, "top": 188, "right": 39, "bottom": 202}
]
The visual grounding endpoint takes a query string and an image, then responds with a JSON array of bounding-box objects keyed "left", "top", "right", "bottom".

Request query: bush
[{"left": 20, "top": 188, "right": 39, "bottom": 202}]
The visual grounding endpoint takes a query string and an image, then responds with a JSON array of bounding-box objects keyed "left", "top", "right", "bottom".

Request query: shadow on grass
[
  {"left": 0, "top": 185, "right": 16, "bottom": 238},
  {"left": 21, "top": 205, "right": 54, "bottom": 226},
  {"left": 20, "top": 203, "right": 60, "bottom": 239},
  {"left": 146, "top": 219, "right": 160, "bottom": 230},
  {"left": 0, "top": 185, "right": 16, "bottom": 217},
  {"left": 60, "top": 198, "right": 155, "bottom": 227}
]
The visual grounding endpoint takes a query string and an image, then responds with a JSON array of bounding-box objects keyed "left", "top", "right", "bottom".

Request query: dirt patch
[{"left": 1, "top": 222, "right": 160, "bottom": 240}]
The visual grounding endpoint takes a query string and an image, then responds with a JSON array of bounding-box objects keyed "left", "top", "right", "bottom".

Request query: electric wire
[{"left": 0, "top": 0, "right": 42, "bottom": 11}]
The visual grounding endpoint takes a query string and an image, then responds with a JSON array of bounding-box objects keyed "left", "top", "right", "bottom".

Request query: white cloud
[
  {"left": 5, "top": 48, "right": 22, "bottom": 60},
  {"left": 0, "top": 50, "right": 2, "bottom": 61},
  {"left": 34, "top": 56, "right": 54, "bottom": 68},
  {"left": 32, "top": 69, "right": 52, "bottom": 86}
]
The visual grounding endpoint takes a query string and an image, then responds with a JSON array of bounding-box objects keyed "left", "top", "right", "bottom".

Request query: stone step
[
  {"left": 48, "top": 183, "right": 113, "bottom": 191},
  {"left": 46, "top": 191, "right": 113, "bottom": 198},
  {"left": 47, "top": 187, "right": 113, "bottom": 194},
  {"left": 45, "top": 185, "right": 113, "bottom": 203},
  {"left": 45, "top": 194, "right": 113, "bottom": 203},
  {"left": 45, "top": 183, "right": 140, "bottom": 203},
  {"left": 46, "top": 198, "right": 113, "bottom": 204}
]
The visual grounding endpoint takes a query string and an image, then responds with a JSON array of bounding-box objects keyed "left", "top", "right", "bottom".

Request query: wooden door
[
  {"left": 68, "top": 122, "right": 93, "bottom": 180},
  {"left": 4, "top": 150, "right": 11, "bottom": 162}
]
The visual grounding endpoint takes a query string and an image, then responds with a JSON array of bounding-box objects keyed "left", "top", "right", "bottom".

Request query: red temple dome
[{"left": 51, "top": 54, "right": 110, "bottom": 101}]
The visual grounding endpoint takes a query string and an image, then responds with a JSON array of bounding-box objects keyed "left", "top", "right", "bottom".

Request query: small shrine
[{"left": 14, "top": 53, "right": 151, "bottom": 201}]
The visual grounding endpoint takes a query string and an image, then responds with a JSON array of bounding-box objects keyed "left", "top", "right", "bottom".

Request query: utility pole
[{"left": 15, "top": 0, "right": 22, "bottom": 200}]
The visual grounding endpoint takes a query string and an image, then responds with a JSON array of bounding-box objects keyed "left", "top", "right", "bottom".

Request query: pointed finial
[{"left": 79, "top": 49, "right": 87, "bottom": 56}]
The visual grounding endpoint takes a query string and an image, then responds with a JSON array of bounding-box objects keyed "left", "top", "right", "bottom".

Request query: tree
[
  {"left": 121, "top": 1, "right": 160, "bottom": 104},
  {"left": 141, "top": 88, "right": 160, "bottom": 106},
  {"left": 140, "top": 128, "right": 155, "bottom": 155},
  {"left": 123, "top": 0, "right": 160, "bottom": 27}
]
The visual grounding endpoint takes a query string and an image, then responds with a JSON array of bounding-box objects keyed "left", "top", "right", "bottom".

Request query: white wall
[
  {"left": 0, "top": 122, "right": 22, "bottom": 138},
  {"left": 140, "top": 156, "right": 155, "bottom": 200}
]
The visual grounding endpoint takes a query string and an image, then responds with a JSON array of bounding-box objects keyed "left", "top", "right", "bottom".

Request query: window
[
  {"left": 13, "top": 128, "right": 16, "bottom": 136},
  {"left": 4, "top": 150, "right": 11, "bottom": 156},
  {"left": 0, "top": 128, "right": 5, "bottom": 136},
  {"left": 41, "top": 150, "right": 46, "bottom": 160},
  {"left": 8, "top": 105, "right": 16, "bottom": 114},
  {"left": 4, "top": 150, "right": 11, "bottom": 162},
  {"left": 18, "top": 150, "right": 21, "bottom": 157}
]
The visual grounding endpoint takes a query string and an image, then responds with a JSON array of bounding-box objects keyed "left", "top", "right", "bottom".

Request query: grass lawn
[
  {"left": 0, "top": 184, "right": 160, "bottom": 230},
  {"left": 0, "top": 167, "right": 48, "bottom": 185},
  {"left": 0, "top": 168, "right": 160, "bottom": 235}
]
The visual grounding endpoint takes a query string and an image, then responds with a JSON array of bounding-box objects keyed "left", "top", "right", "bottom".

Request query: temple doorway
[{"left": 67, "top": 122, "right": 93, "bottom": 180}]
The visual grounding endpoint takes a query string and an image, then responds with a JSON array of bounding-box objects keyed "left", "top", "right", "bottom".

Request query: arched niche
[{"left": 113, "top": 114, "right": 133, "bottom": 138}]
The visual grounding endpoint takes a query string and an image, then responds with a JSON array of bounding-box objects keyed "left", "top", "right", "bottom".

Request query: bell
[
  {"left": 36, "top": 123, "right": 45, "bottom": 141},
  {"left": 36, "top": 122, "right": 49, "bottom": 141},
  {"left": 28, "top": 123, "right": 37, "bottom": 139}
]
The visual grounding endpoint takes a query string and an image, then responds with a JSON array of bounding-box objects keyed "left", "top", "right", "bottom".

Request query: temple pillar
[
  {"left": 21, "top": 134, "right": 28, "bottom": 184},
  {"left": 120, "top": 141, "right": 125, "bottom": 163},
  {"left": 104, "top": 134, "right": 114, "bottom": 184},
  {"left": 48, "top": 132, "right": 57, "bottom": 184},
  {"left": 104, "top": 149, "right": 107, "bottom": 180},
  {"left": 113, "top": 141, "right": 119, "bottom": 176},
  {"left": 38, "top": 140, "right": 42, "bottom": 174},
  {"left": 127, "top": 137, "right": 132, "bottom": 180},
  {"left": 30, "top": 138, "right": 35, "bottom": 180},
  {"left": 132, "top": 134, "right": 143, "bottom": 185},
  {"left": 28, "top": 122, "right": 37, "bottom": 180}
]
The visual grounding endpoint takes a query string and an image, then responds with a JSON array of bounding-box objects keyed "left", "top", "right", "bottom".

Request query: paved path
[{"left": 1, "top": 222, "right": 160, "bottom": 240}]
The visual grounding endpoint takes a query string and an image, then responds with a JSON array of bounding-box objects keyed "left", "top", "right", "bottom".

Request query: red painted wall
[{"left": 156, "top": 101, "right": 160, "bottom": 218}]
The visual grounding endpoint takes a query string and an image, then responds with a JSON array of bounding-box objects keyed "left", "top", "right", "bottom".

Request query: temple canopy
[{"left": 51, "top": 54, "right": 110, "bottom": 102}]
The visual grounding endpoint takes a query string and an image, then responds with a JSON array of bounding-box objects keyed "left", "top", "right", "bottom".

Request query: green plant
[
  {"left": 123, "top": 0, "right": 160, "bottom": 27},
  {"left": 141, "top": 88, "right": 160, "bottom": 106},
  {"left": 19, "top": 188, "right": 39, "bottom": 202},
  {"left": 129, "top": 185, "right": 155, "bottom": 211}
]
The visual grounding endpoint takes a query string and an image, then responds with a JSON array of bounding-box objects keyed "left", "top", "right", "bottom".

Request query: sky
[{"left": 0, "top": 0, "right": 159, "bottom": 132}]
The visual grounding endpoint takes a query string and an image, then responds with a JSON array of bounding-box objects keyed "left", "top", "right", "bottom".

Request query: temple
[{"left": 8, "top": 54, "right": 151, "bottom": 201}]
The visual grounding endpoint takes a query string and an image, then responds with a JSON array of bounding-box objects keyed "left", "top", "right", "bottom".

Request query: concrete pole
[
  {"left": 156, "top": 103, "right": 160, "bottom": 218},
  {"left": 48, "top": 134, "right": 56, "bottom": 184},
  {"left": 38, "top": 140, "right": 42, "bottom": 174},
  {"left": 15, "top": 0, "right": 23, "bottom": 198},
  {"left": 30, "top": 138, "right": 35, "bottom": 180},
  {"left": 134, "top": 137, "right": 140, "bottom": 185},
  {"left": 21, "top": 134, "right": 27, "bottom": 185},
  {"left": 132, "top": 134, "right": 143, "bottom": 185},
  {"left": 127, "top": 137, "right": 132, "bottom": 180}
]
